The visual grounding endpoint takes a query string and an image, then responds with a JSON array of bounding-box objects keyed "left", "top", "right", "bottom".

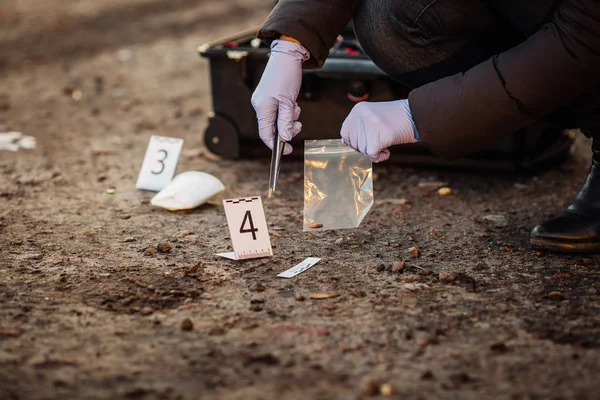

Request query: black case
[{"left": 198, "top": 26, "right": 573, "bottom": 172}]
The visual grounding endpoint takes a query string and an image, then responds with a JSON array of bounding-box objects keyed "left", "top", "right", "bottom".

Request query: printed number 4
[
  {"left": 151, "top": 149, "right": 168, "bottom": 175},
  {"left": 240, "top": 210, "right": 258, "bottom": 240}
]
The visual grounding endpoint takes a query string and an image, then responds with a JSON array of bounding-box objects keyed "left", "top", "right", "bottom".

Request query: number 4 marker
[
  {"left": 222, "top": 197, "right": 273, "bottom": 260},
  {"left": 240, "top": 211, "right": 258, "bottom": 240}
]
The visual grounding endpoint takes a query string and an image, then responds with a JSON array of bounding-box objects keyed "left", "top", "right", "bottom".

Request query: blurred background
[{"left": 0, "top": 0, "right": 272, "bottom": 160}]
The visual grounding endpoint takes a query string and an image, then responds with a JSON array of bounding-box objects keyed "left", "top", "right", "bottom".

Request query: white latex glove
[
  {"left": 251, "top": 39, "right": 310, "bottom": 154},
  {"left": 340, "top": 99, "right": 419, "bottom": 163}
]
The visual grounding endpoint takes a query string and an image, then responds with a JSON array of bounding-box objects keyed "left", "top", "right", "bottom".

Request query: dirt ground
[{"left": 1, "top": 1, "right": 600, "bottom": 399}]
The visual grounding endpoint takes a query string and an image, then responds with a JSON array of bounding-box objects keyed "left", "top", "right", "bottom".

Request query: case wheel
[{"left": 204, "top": 114, "right": 241, "bottom": 158}]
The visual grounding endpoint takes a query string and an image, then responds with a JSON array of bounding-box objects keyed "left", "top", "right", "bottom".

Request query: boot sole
[{"left": 531, "top": 237, "right": 600, "bottom": 253}]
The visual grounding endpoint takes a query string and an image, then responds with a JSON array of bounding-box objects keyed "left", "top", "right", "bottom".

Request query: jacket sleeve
[
  {"left": 258, "top": 0, "right": 360, "bottom": 69},
  {"left": 408, "top": 0, "right": 600, "bottom": 160}
]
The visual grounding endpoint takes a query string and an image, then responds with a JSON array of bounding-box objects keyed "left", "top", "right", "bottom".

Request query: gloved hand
[
  {"left": 251, "top": 39, "right": 310, "bottom": 154},
  {"left": 340, "top": 99, "right": 419, "bottom": 163}
]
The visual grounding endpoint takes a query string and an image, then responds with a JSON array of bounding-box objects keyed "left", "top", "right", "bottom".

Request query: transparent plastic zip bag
[{"left": 304, "top": 139, "right": 374, "bottom": 231}]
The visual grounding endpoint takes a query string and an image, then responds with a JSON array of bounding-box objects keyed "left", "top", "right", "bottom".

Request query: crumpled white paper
[
  {"left": 0, "top": 132, "right": 36, "bottom": 152},
  {"left": 150, "top": 171, "right": 225, "bottom": 211}
]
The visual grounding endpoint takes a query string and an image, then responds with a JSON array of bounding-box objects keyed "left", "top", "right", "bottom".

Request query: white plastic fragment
[
  {"left": 278, "top": 257, "right": 321, "bottom": 278},
  {"left": 0, "top": 132, "right": 36, "bottom": 152},
  {"left": 150, "top": 171, "right": 225, "bottom": 211}
]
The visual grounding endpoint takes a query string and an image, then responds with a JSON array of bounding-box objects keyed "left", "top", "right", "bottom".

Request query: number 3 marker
[
  {"left": 136, "top": 136, "right": 183, "bottom": 191},
  {"left": 223, "top": 197, "right": 273, "bottom": 260}
]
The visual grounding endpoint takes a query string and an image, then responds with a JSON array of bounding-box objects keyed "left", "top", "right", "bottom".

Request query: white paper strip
[{"left": 277, "top": 257, "right": 321, "bottom": 278}]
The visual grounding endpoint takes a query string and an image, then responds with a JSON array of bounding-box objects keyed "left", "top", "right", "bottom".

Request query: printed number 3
[
  {"left": 240, "top": 210, "right": 258, "bottom": 240},
  {"left": 151, "top": 149, "right": 168, "bottom": 175}
]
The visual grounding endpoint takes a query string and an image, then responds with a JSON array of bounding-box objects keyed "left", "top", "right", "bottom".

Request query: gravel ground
[{"left": 1, "top": 1, "right": 599, "bottom": 399}]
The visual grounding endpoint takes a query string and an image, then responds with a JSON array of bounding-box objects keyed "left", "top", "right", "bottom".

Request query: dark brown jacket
[{"left": 258, "top": 0, "right": 600, "bottom": 159}]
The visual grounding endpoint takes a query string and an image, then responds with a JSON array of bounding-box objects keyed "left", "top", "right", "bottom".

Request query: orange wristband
[{"left": 279, "top": 35, "right": 302, "bottom": 45}]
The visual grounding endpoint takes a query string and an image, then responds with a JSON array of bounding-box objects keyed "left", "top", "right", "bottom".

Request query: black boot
[{"left": 531, "top": 139, "right": 600, "bottom": 253}]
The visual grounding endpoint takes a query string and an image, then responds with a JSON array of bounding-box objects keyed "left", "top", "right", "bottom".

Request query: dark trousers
[{"left": 354, "top": 0, "right": 600, "bottom": 139}]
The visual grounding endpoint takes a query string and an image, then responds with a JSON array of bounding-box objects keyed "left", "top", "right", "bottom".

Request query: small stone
[
  {"left": 120, "top": 101, "right": 133, "bottom": 112},
  {"left": 438, "top": 187, "right": 452, "bottom": 196},
  {"left": 186, "top": 261, "right": 201, "bottom": 274},
  {"left": 399, "top": 274, "right": 421, "bottom": 283},
  {"left": 157, "top": 243, "right": 172, "bottom": 253},
  {"left": 362, "top": 379, "right": 380, "bottom": 397},
  {"left": 181, "top": 318, "right": 194, "bottom": 331},
  {"left": 442, "top": 373, "right": 472, "bottom": 390},
  {"left": 177, "top": 230, "right": 194, "bottom": 239},
  {"left": 489, "top": 342, "right": 508, "bottom": 354},
  {"left": 479, "top": 214, "right": 508, "bottom": 228},
  {"left": 250, "top": 304, "right": 264, "bottom": 312},
  {"left": 427, "top": 228, "right": 443, "bottom": 237},
  {"left": 309, "top": 293, "right": 339, "bottom": 300},
  {"left": 552, "top": 272, "right": 571, "bottom": 279},
  {"left": 547, "top": 291, "right": 565, "bottom": 300},
  {"left": 531, "top": 286, "right": 545, "bottom": 295},
  {"left": 144, "top": 247, "right": 156, "bottom": 256},
  {"left": 123, "top": 237, "right": 136, "bottom": 243},
  {"left": 91, "top": 148, "right": 115, "bottom": 156},
  {"left": 295, "top": 294, "right": 306, "bottom": 301},
  {"left": 408, "top": 246, "right": 421, "bottom": 258},
  {"left": 135, "top": 120, "right": 157, "bottom": 132},
  {"left": 380, "top": 383, "right": 394, "bottom": 396},
  {"left": 209, "top": 326, "right": 226, "bottom": 336},
  {"left": 0, "top": 98, "right": 11, "bottom": 112},
  {"left": 71, "top": 90, "right": 83, "bottom": 101},
  {"left": 140, "top": 307, "right": 153, "bottom": 316},
  {"left": 335, "top": 237, "right": 344, "bottom": 245},
  {"left": 439, "top": 272, "right": 458, "bottom": 283},
  {"left": 187, "top": 105, "right": 203, "bottom": 117},
  {"left": 421, "top": 370, "right": 434, "bottom": 380},
  {"left": 250, "top": 283, "right": 266, "bottom": 292},
  {"left": 392, "top": 261, "right": 406, "bottom": 272}
]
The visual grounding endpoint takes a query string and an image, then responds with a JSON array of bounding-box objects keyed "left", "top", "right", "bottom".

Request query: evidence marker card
[
  {"left": 222, "top": 196, "right": 272, "bottom": 260},
  {"left": 136, "top": 135, "right": 183, "bottom": 192}
]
